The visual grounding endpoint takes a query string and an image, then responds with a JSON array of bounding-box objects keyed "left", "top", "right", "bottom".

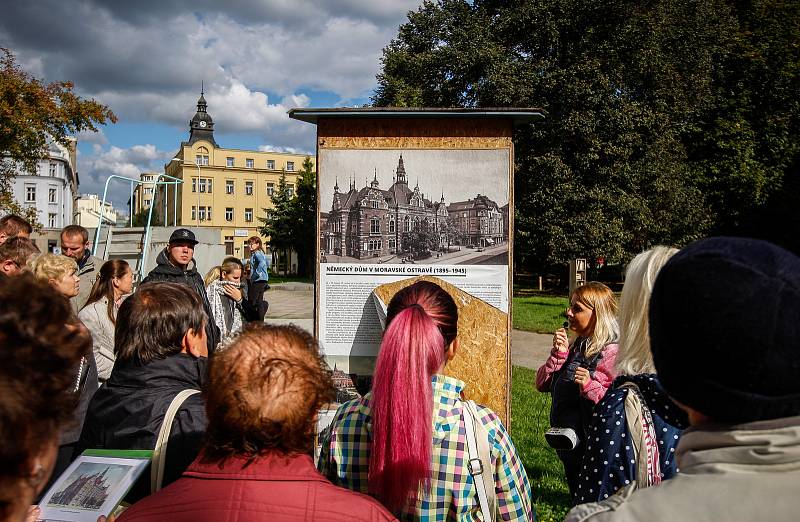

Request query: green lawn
[
  {"left": 511, "top": 365, "right": 571, "bottom": 521},
  {"left": 512, "top": 295, "right": 570, "bottom": 333}
]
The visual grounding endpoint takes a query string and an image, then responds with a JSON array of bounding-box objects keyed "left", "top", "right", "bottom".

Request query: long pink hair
[{"left": 368, "top": 281, "right": 458, "bottom": 512}]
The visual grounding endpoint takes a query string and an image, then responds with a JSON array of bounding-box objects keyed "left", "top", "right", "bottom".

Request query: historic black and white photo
[{"left": 319, "top": 149, "right": 510, "bottom": 265}]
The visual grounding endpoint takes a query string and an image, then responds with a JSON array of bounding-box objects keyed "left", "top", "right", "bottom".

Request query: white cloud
[
  {"left": 258, "top": 144, "right": 306, "bottom": 155},
  {"left": 78, "top": 144, "right": 172, "bottom": 211}
]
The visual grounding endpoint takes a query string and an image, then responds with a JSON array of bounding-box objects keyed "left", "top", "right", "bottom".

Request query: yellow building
[{"left": 161, "top": 92, "right": 314, "bottom": 257}]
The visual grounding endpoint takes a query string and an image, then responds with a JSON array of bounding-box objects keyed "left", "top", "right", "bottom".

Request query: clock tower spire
[{"left": 188, "top": 85, "right": 218, "bottom": 146}]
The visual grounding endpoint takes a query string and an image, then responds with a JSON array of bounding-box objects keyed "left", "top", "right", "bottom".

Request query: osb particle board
[
  {"left": 317, "top": 118, "right": 513, "bottom": 150},
  {"left": 372, "top": 275, "right": 510, "bottom": 426}
]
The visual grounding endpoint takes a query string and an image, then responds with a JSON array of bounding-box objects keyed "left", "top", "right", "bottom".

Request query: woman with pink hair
[{"left": 319, "top": 280, "right": 533, "bottom": 520}]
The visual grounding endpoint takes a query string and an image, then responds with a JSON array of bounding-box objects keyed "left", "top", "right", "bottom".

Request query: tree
[
  {"left": 291, "top": 157, "right": 317, "bottom": 278},
  {"left": 0, "top": 48, "right": 116, "bottom": 223},
  {"left": 131, "top": 207, "right": 163, "bottom": 227},
  {"left": 374, "top": 0, "right": 800, "bottom": 271},
  {"left": 258, "top": 172, "right": 295, "bottom": 273}
]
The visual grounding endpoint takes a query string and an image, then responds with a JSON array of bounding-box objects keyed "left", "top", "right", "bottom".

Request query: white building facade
[
  {"left": 11, "top": 138, "right": 78, "bottom": 230},
  {"left": 75, "top": 194, "right": 117, "bottom": 229}
]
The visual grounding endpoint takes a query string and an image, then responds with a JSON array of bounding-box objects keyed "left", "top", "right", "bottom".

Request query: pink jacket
[
  {"left": 118, "top": 452, "right": 396, "bottom": 522},
  {"left": 535, "top": 340, "right": 619, "bottom": 404}
]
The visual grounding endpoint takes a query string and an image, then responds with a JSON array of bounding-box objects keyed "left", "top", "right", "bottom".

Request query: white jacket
[{"left": 78, "top": 296, "right": 116, "bottom": 382}]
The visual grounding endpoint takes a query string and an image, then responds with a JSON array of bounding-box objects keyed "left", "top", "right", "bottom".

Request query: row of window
[
  {"left": 192, "top": 178, "right": 294, "bottom": 197},
  {"left": 191, "top": 206, "right": 255, "bottom": 223},
  {"left": 194, "top": 155, "right": 295, "bottom": 171},
  {"left": 24, "top": 186, "right": 59, "bottom": 204}
]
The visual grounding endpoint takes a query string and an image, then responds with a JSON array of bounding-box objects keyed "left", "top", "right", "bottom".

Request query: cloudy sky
[{"left": 1, "top": 0, "right": 422, "bottom": 212}]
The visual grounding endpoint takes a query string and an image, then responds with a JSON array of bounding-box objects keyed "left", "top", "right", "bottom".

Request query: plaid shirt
[{"left": 318, "top": 374, "right": 534, "bottom": 521}]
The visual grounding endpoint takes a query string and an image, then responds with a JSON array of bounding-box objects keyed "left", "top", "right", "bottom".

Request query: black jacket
[
  {"left": 78, "top": 354, "right": 208, "bottom": 501},
  {"left": 141, "top": 249, "right": 220, "bottom": 352}
]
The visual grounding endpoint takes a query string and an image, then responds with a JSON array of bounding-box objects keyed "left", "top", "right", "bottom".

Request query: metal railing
[{"left": 92, "top": 173, "right": 183, "bottom": 280}]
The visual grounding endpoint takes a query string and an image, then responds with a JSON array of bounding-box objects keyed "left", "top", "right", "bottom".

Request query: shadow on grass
[{"left": 511, "top": 365, "right": 571, "bottom": 521}]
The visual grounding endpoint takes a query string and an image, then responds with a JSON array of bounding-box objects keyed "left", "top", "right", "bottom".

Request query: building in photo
[
  {"left": 320, "top": 153, "right": 506, "bottom": 262},
  {"left": 159, "top": 91, "right": 314, "bottom": 258}
]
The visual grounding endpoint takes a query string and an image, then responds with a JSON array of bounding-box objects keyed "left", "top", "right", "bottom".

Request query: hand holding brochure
[{"left": 37, "top": 450, "right": 151, "bottom": 522}]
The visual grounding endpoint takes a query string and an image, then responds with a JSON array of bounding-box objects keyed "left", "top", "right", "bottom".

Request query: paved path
[{"left": 265, "top": 282, "right": 552, "bottom": 370}]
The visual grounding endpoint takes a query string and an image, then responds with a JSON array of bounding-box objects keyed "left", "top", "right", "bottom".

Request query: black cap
[
  {"left": 168, "top": 228, "right": 199, "bottom": 246},
  {"left": 649, "top": 236, "right": 800, "bottom": 423}
]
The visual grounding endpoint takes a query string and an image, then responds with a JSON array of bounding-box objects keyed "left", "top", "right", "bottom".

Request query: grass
[
  {"left": 511, "top": 365, "right": 571, "bottom": 522},
  {"left": 512, "top": 295, "right": 570, "bottom": 333}
]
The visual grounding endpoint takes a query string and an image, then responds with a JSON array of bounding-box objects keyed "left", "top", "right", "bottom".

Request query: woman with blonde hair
[
  {"left": 204, "top": 257, "right": 258, "bottom": 347},
  {"left": 27, "top": 253, "right": 98, "bottom": 492},
  {"left": 536, "top": 281, "right": 619, "bottom": 498},
  {"left": 28, "top": 253, "right": 81, "bottom": 299},
  {"left": 574, "top": 247, "right": 689, "bottom": 504}
]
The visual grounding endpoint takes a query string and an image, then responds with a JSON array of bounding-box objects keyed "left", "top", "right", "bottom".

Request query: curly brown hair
[
  {"left": 202, "top": 323, "right": 335, "bottom": 462},
  {"left": 0, "top": 274, "right": 89, "bottom": 482}
]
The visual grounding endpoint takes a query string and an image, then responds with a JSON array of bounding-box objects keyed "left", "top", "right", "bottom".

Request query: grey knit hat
[{"left": 649, "top": 236, "right": 800, "bottom": 423}]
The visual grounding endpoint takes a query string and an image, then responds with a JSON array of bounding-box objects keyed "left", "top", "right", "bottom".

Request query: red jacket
[{"left": 118, "top": 452, "right": 397, "bottom": 522}]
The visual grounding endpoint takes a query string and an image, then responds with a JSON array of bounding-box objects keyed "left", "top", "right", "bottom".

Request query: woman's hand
[
  {"left": 222, "top": 284, "right": 243, "bottom": 303},
  {"left": 574, "top": 367, "right": 591, "bottom": 388},
  {"left": 553, "top": 328, "right": 569, "bottom": 353}
]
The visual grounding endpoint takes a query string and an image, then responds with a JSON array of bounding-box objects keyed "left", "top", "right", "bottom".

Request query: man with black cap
[
  {"left": 566, "top": 236, "right": 800, "bottom": 522},
  {"left": 142, "top": 228, "right": 220, "bottom": 351}
]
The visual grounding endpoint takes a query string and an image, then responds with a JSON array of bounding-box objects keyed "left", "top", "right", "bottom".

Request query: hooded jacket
[
  {"left": 70, "top": 250, "right": 105, "bottom": 312},
  {"left": 141, "top": 249, "right": 220, "bottom": 352},
  {"left": 566, "top": 416, "right": 800, "bottom": 522},
  {"left": 79, "top": 354, "right": 208, "bottom": 502}
]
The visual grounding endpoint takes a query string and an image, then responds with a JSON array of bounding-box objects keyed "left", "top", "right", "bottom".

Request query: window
[
  {"left": 286, "top": 161, "right": 295, "bottom": 171},
  {"left": 207, "top": 179, "right": 212, "bottom": 193},
  {"left": 144, "top": 199, "right": 150, "bottom": 207},
  {"left": 192, "top": 178, "right": 196, "bottom": 192},
  {"left": 404, "top": 216, "right": 411, "bottom": 232},
  {"left": 226, "top": 180, "right": 234, "bottom": 194},
  {"left": 371, "top": 200, "right": 378, "bottom": 209},
  {"left": 207, "top": 207, "right": 212, "bottom": 221},
  {"left": 198, "top": 206, "right": 208, "bottom": 221},
  {"left": 49, "top": 163, "right": 57, "bottom": 176},
  {"left": 191, "top": 206, "right": 196, "bottom": 220},
  {"left": 145, "top": 187, "right": 153, "bottom": 195},
  {"left": 244, "top": 208, "right": 253, "bottom": 222},
  {"left": 225, "top": 207, "right": 233, "bottom": 221},
  {"left": 226, "top": 157, "right": 234, "bottom": 167},
  {"left": 267, "top": 182, "right": 274, "bottom": 196},
  {"left": 198, "top": 178, "right": 206, "bottom": 193},
  {"left": 246, "top": 158, "right": 254, "bottom": 168},
  {"left": 25, "top": 186, "right": 36, "bottom": 202},
  {"left": 286, "top": 184, "right": 294, "bottom": 197},
  {"left": 225, "top": 237, "right": 234, "bottom": 255},
  {"left": 48, "top": 188, "right": 57, "bottom": 203},
  {"left": 48, "top": 213, "right": 56, "bottom": 228},
  {"left": 266, "top": 160, "right": 275, "bottom": 170},
  {"left": 245, "top": 181, "right": 253, "bottom": 195},
  {"left": 389, "top": 219, "right": 395, "bottom": 233},
  {"left": 370, "top": 217, "right": 380, "bottom": 234},
  {"left": 195, "top": 154, "right": 209, "bottom": 165}
]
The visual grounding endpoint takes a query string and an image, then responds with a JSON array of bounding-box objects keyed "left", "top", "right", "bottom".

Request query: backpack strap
[
  {"left": 151, "top": 389, "right": 201, "bottom": 493},
  {"left": 461, "top": 399, "right": 497, "bottom": 522}
]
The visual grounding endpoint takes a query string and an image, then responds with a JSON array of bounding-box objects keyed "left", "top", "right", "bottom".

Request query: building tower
[
  {"left": 395, "top": 154, "right": 408, "bottom": 184},
  {"left": 188, "top": 86, "right": 218, "bottom": 146}
]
